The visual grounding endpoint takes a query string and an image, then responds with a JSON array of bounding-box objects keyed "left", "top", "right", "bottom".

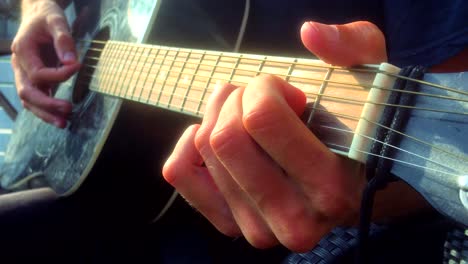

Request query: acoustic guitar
[{"left": 1, "top": 0, "right": 467, "bottom": 227}]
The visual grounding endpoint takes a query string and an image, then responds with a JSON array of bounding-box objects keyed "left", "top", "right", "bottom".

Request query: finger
[
  {"left": 196, "top": 84, "right": 277, "bottom": 248},
  {"left": 46, "top": 13, "right": 78, "bottom": 64},
  {"left": 30, "top": 63, "right": 81, "bottom": 84},
  {"left": 211, "top": 80, "right": 321, "bottom": 252},
  {"left": 163, "top": 125, "right": 241, "bottom": 237},
  {"left": 301, "top": 21, "right": 387, "bottom": 66},
  {"left": 242, "top": 75, "right": 365, "bottom": 220},
  {"left": 12, "top": 54, "right": 72, "bottom": 118},
  {"left": 12, "top": 34, "right": 80, "bottom": 84},
  {"left": 22, "top": 101, "right": 67, "bottom": 128}
]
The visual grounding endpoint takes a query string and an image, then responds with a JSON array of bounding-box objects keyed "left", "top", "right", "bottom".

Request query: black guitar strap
[{"left": 356, "top": 65, "right": 426, "bottom": 263}]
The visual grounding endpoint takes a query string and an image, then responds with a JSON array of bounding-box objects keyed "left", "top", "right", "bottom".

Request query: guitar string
[
  {"left": 82, "top": 54, "right": 468, "bottom": 105},
  {"left": 67, "top": 77, "right": 468, "bottom": 169},
  {"left": 79, "top": 64, "right": 468, "bottom": 117},
  {"left": 74, "top": 69, "right": 468, "bottom": 163},
  {"left": 83, "top": 50, "right": 468, "bottom": 100},
  {"left": 80, "top": 40, "right": 468, "bottom": 97},
  {"left": 324, "top": 142, "right": 461, "bottom": 177},
  {"left": 65, "top": 81, "right": 465, "bottom": 177},
  {"left": 313, "top": 108, "right": 468, "bottom": 163},
  {"left": 314, "top": 123, "right": 461, "bottom": 170},
  {"left": 66, "top": 40, "right": 468, "bottom": 173}
]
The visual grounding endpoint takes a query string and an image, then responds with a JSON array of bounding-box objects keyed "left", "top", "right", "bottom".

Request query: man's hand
[
  {"left": 163, "top": 21, "right": 388, "bottom": 252},
  {"left": 11, "top": 0, "right": 80, "bottom": 128}
]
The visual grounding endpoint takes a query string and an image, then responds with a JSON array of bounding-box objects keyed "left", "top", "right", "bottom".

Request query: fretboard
[{"left": 87, "top": 40, "right": 379, "bottom": 155}]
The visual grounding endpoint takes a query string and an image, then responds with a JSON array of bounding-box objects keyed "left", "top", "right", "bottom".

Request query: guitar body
[{"left": 0, "top": 0, "right": 245, "bottom": 221}]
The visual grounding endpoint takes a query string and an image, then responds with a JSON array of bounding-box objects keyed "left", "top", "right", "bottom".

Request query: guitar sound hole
[{"left": 73, "top": 27, "right": 111, "bottom": 104}]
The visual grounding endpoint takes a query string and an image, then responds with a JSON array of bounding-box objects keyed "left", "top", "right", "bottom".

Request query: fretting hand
[{"left": 163, "top": 21, "right": 390, "bottom": 252}]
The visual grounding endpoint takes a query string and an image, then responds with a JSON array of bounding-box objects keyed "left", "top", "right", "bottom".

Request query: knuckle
[
  {"left": 242, "top": 75, "right": 281, "bottom": 132},
  {"left": 10, "top": 39, "right": 17, "bottom": 53},
  {"left": 275, "top": 206, "right": 318, "bottom": 252},
  {"left": 17, "top": 87, "right": 28, "bottom": 100},
  {"left": 217, "top": 222, "right": 242, "bottom": 238},
  {"left": 161, "top": 157, "right": 180, "bottom": 185},
  {"left": 209, "top": 124, "right": 240, "bottom": 156},
  {"left": 245, "top": 230, "right": 278, "bottom": 249},
  {"left": 282, "top": 230, "right": 317, "bottom": 253},
  {"left": 242, "top": 101, "right": 277, "bottom": 133},
  {"left": 21, "top": 100, "right": 29, "bottom": 110},
  {"left": 12, "top": 40, "right": 26, "bottom": 55},
  {"left": 194, "top": 126, "right": 211, "bottom": 153},
  {"left": 318, "top": 191, "right": 359, "bottom": 220},
  {"left": 28, "top": 70, "right": 42, "bottom": 84},
  {"left": 47, "top": 14, "right": 67, "bottom": 28}
]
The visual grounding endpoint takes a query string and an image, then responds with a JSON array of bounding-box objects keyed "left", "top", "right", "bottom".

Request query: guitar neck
[{"left": 88, "top": 40, "right": 380, "bottom": 155}]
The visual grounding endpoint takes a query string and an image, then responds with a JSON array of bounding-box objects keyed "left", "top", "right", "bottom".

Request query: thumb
[
  {"left": 47, "top": 15, "right": 77, "bottom": 65},
  {"left": 301, "top": 21, "right": 387, "bottom": 66}
]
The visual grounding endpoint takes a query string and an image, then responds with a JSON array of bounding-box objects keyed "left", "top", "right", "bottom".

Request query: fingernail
[
  {"left": 301, "top": 21, "right": 318, "bottom": 35},
  {"left": 63, "top": 52, "right": 76, "bottom": 62},
  {"left": 308, "top": 22, "right": 339, "bottom": 42}
]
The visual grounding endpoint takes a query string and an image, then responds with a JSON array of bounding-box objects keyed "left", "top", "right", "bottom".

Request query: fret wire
[
  {"left": 157, "top": 48, "right": 180, "bottom": 106},
  {"left": 141, "top": 77, "right": 468, "bottom": 116},
  {"left": 94, "top": 41, "right": 111, "bottom": 93},
  {"left": 168, "top": 50, "right": 192, "bottom": 108},
  {"left": 255, "top": 56, "right": 267, "bottom": 76},
  {"left": 85, "top": 63, "right": 468, "bottom": 116},
  {"left": 228, "top": 54, "right": 242, "bottom": 84},
  {"left": 87, "top": 55, "right": 376, "bottom": 92},
  {"left": 113, "top": 43, "right": 133, "bottom": 97},
  {"left": 196, "top": 53, "right": 222, "bottom": 115},
  {"left": 126, "top": 46, "right": 146, "bottom": 99},
  {"left": 117, "top": 43, "right": 135, "bottom": 97},
  {"left": 85, "top": 64, "right": 370, "bottom": 108},
  {"left": 103, "top": 41, "right": 465, "bottom": 95},
  {"left": 147, "top": 48, "right": 170, "bottom": 104},
  {"left": 284, "top": 58, "right": 297, "bottom": 82},
  {"left": 90, "top": 76, "right": 468, "bottom": 125},
  {"left": 88, "top": 81, "right": 450, "bottom": 169},
  {"left": 181, "top": 51, "right": 205, "bottom": 111},
  {"left": 138, "top": 47, "right": 160, "bottom": 101},
  {"left": 104, "top": 41, "right": 121, "bottom": 93},
  {"left": 308, "top": 68, "right": 334, "bottom": 126},
  {"left": 105, "top": 41, "right": 339, "bottom": 71},
  {"left": 86, "top": 78, "right": 468, "bottom": 165},
  {"left": 87, "top": 48, "right": 466, "bottom": 107},
  {"left": 79, "top": 72, "right": 468, "bottom": 163},
  {"left": 96, "top": 44, "right": 117, "bottom": 93},
  {"left": 74, "top": 43, "right": 468, "bottom": 168},
  {"left": 111, "top": 43, "right": 129, "bottom": 96},
  {"left": 131, "top": 46, "right": 152, "bottom": 101}
]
